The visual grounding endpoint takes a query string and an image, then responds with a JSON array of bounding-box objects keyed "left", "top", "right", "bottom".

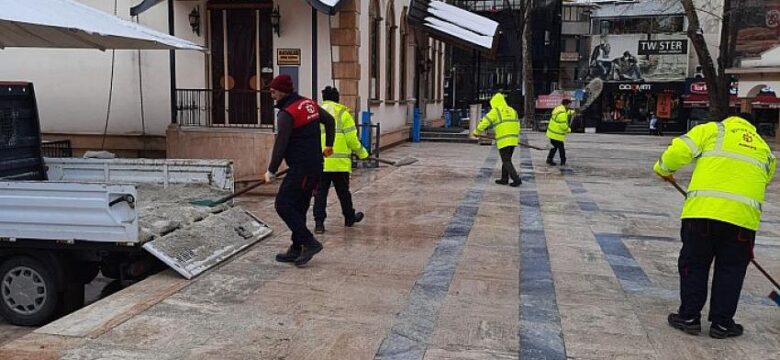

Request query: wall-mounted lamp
[
  {"left": 271, "top": 6, "right": 281, "bottom": 37},
  {"left": 189, "top": 6, "right": 200, "bottom": 36}
]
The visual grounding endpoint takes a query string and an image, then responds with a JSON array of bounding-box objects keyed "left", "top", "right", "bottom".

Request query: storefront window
[{"left": 369, "top": 0, "right": 381, "bottom": 100}]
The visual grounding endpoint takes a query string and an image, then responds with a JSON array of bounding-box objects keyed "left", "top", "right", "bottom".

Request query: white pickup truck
[{"left": 0, "top": 82, "right": 272, "bottom": 326}]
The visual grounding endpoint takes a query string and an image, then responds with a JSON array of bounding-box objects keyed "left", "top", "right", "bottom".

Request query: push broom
[{"left": 663, "top": 176, "right": 780, "bottom": 306}]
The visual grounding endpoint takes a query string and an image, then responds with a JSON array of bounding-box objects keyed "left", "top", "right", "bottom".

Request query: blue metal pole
[
  {"left": 444, "top": 109, "right": 452, "bottom": 128},
  {"left": 361, "top": 111, "right": 372, "bottom": 150},
  {"left": 412, "top": 107, "right": 421, "bottom": 143}
]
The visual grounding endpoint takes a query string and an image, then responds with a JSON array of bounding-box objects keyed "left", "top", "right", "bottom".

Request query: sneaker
[
  {"left": 495, "top": 179, "right": 509, "bottom": 185},
  {"left": 315, "top": 222, "right": 325, "bottom": 234},
  {"left": 546, "top": 159, "right": 557, "bottom": 166},
  {"left": 275, "top": 245, "right": 301, "bottom": 263},
  {"left": 509, "top": 181, "right": 522, "bottom": 187},
  {"left": 294, "top": 240, "right": 324, "bottom": 267},
  {"left": 710, "top": 321, "right": 744, "bottom": 339},
  {"left": 345, "top": 212, "right": 364, "bottom": 227},
  {"left": 667, "top": 313, "right": 701, "bottom": 335}
]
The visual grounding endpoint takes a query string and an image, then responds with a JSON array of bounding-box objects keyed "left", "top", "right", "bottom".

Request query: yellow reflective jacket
[
  {"left": 653, "top": 117, "right": 776, "bottom": 230},
  {"left": 472, "top": 93, "right": 520, "bottom": 149},
  {"left": 546, "top": 105, "right": 572, "bottom": 142},
  {"left": 320, "top": 101, "right": 369, "bottom": 173}
]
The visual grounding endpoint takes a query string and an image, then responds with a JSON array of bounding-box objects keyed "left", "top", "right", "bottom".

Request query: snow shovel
[
  {"left": 476, "top": 134, "right": 545, "bottom": 151},
  {"left": 191, "top": 169, "right": 289, "bottom": 207},
  {"left": 663, "top": 176, "right": 780, "bottom": 306},
  {"left": 371, "top": 156, "right": 418, "bottom": 167}
]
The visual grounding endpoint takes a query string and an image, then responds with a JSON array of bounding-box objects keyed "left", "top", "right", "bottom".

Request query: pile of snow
[{"left": 423, "top": 1, "right": 498, "bottom": 50}]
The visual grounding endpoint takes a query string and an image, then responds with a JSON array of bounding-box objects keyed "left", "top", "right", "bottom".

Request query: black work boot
[
  {"left": 546, "top": 159, "right": 557, "bottom": 166},
  {"left": 275, "top": 244, "right": 301, "bottom": 263},
  {"left": 495, "top": 179, "right": 509, "bottom": 185},
  {"left": 710, "top": 321, "right": 744, "bottom": 339},
  {"left": 509, "top": 180, "right": 522, "bottom": 187},
  {"left": 345, "top": 212, "right": 364, "bottom": 227},
  {"left": 295, "top": 239, "right": 323, "bottom": 267},
  {"left": 315, "top": 222, "right": 325, "bottom": 234},
  {"left": 668, "top": 313, "right": 701, "bottom": 335}
]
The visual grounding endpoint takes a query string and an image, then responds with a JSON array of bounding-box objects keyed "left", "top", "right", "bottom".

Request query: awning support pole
[{"left": 168, "top": 0, "right": 177, "bottom": 124}]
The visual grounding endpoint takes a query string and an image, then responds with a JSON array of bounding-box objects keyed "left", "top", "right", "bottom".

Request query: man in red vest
[{"left": 265, "top": 74, "right": 335, "bottom": 267}]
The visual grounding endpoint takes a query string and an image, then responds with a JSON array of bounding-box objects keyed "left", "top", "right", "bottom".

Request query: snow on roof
[
  {"left": 0, "top": 0, "right": 202, "bottom": 50},
  {"left": 589, "top": 0, "right": 684, "bottom": 18},
  {"left": 305, "top": 0, "right": 345, "bottom": 15},
  {"left": 408, "top": 0, "right": 499, "bottom": 52}
]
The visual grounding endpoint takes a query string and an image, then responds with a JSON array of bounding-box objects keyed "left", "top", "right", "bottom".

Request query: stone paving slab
[{"left": 1, "top": 135, "right": 778, "bottom": 359}]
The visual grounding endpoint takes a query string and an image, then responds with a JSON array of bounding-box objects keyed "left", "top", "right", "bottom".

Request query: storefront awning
[
  {"left": 0, "top": 0, "right": 203, "bottom": 50},
  {"left": 306, "top": 0, "right": 346, "bottom": 15},
  {"left": 407, "top": 0, "right": 499, "bottom": 54}
]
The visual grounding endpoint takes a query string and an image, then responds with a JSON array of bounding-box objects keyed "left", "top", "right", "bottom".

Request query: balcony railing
[{"left": 176, "top": 89, "right": 275, "bottom": 130}]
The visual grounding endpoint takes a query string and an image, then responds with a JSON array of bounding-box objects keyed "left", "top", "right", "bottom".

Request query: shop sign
[
  {"left": 638, "top": 40, "right": 688, "bottom": 55},
  {"left": 277, "top": 48, "right": 301, "bottom": 66},
  {"left": 618, "top": 83, "right": 653, "bottom": 92}
]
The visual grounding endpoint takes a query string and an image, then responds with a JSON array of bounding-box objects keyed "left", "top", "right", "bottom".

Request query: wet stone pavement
[{"left": 1, "top": 133, "right": 778, "bottom": 359}]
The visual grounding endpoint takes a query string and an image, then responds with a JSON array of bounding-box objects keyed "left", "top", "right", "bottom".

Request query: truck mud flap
[{"left": 142, "top": 207, "right": 272, "bottom": 279}]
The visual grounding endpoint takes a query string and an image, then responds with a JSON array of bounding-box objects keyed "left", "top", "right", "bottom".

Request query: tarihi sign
[{"left": 638, "top": 40, "right": 688, "bottom": 55}]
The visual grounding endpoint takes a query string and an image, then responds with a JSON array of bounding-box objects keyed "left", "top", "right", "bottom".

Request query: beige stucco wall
[
  {"left": 166, "top": 126, "right": 276, "bottom": 181},
  {"left": 0, "top": 0, "right": 207, "bottom": 137}
]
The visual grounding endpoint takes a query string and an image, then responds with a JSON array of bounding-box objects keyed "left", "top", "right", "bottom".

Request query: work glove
[
  {"left": 264, "top": 171, "right": 276, "bottom": 184},
  {"left": 323, "top": 146, "right": 334, "bottom": 157},
  {"left": 656, "top": 172, "right": 675, "bottom": 183}
]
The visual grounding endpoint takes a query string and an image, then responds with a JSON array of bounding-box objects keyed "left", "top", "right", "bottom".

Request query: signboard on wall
[
  {"left": 277, "top": 48, "right": 301, "bottom": 66},
  {"left": 735, "top": 0, "right": 780, "bottom": 57},
  {"left": 587, "top": 34, "right": 689, "bottom": 82},
  {"left": 638, "top": 40, "right": 688, "bottom": 55}
]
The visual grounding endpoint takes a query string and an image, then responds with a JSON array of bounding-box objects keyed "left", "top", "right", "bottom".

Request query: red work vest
[{"left": 285, "top": 98, "right": 320, "bottom": 128}]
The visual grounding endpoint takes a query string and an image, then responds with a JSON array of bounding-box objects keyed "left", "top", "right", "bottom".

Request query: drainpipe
[{"left": 168, "top": 0, "right": 177, "bottom": 124}]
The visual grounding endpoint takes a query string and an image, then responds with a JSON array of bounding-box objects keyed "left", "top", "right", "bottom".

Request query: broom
[{"left": 191, "top": 169, "right": 289, "bottom": 207}]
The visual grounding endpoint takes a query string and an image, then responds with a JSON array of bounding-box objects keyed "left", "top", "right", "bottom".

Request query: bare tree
[
  {"left": 520, "top": 0, "right": 536, "bottom": 125},
  {"left": 680, "top": 0, "right": 739, "bottom": 121}
]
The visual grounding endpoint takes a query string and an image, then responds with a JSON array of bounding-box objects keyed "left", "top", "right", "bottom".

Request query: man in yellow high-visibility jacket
[
  {"left": 313, "top": 86, "right": 370, "bottom": 234},
  {"left": 653, "top": 113, "right": 775, "bottom": 339},
  {"left": 546, "top": 99, "right": 574, "bottom": 166},
  {"left": 472, "top": 92, "right": 522, "bottom": 187}
]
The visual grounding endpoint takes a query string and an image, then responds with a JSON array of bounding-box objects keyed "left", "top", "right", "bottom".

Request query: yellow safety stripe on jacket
[
  {"left": 684, "top": 120, "right": 770, "bottom": 212},
  {"left": 548, "top": 128, "right": 567, "bottom": 136},
  {"left": 694, "top": 122, "right": 771, "bottom": 174},
  {"left": 335, "top": 108, "right": 346, "bottom": 133},
  {"left": 687, "top": 190, "right": 763, "bottom": 211},
  {"left": 496, "top": 134, "right": 519, "bottom": 141},
  {"left": 656, "top": 157, "right": 672, "bottom": 173},
  {"left": 342, "top": 126, "right": 357, "bottom": 133},
  {"left": 679, "top": 135, "right": 701, "bottom": 158},
  {"left": 493, "top": 111, "right": 519, "bottom": 126},
  {"left": 328, "top": 153, "right": 352, "bottom": 159}
]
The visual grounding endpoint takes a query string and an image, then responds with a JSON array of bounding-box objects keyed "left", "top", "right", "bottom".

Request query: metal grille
[
  {"left": 176, "top": 89, "right": 275, "bottom": 130},
  {"left": 40, "top": 140, "right": 72, "bottom": 158}
]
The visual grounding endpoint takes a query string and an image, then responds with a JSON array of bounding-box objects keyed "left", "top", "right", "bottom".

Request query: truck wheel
[{"left": 0, "top": 256, "right": 61, "bottom": 326}]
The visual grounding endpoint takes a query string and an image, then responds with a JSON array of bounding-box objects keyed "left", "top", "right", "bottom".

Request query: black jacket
[{"left": 268, "top": 93, "right": 335, "bottom": 174}]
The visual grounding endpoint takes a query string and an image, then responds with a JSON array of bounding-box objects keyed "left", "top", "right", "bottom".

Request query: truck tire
[{"left": 0, "top": 256, "right": 62, "bottom": 326}]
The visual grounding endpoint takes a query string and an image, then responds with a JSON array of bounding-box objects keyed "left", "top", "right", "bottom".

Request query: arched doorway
[{"left": 744, "top": 84, "right": 779, "bottom": 138}]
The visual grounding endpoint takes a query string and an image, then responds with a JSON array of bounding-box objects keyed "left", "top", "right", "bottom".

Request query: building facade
[{"left": 0, "top": 0, "right": 446, "bottom": 178}]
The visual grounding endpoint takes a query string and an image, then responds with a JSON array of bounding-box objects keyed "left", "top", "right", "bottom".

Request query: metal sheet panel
[
  {"left": 46, "top": 158, "right": 234, "bottom": 192},
  {"left": 142, "top": 207, "right": 272, "bottom": 279},
  {"left": 0, "top": 181, "right": 138, "bottom": 242}
]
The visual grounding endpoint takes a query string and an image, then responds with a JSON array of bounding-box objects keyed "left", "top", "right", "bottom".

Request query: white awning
[
  {"left": 306, "top": 0, "right": 346, "bottom": 15},
  {"left": 408, "top": 0, "right": 499, "bottom": 53},
  {"left": 0, "top": 0, "right": 203, "bottom": 51}
]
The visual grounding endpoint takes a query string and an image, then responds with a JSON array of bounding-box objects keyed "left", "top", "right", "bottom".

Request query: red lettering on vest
[{"left": 285, "top": 98, "right": 320, "bottom": 128}]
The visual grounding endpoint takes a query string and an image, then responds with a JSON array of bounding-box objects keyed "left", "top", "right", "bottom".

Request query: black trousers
[
  {"left": 547, "top": 139, "right": 566, "bottom": 164},
  {"left": 678, "top": 219, "right": 755, "bottom": 324},
  {"left": 498, "top": 146, "right": 521, "bottom": 183},
  {"left": 275, "top": 169, "right": 320, "bottom": 247},
  {"left": 313, "top": 172, "right": 355, "bottom": 223}
]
